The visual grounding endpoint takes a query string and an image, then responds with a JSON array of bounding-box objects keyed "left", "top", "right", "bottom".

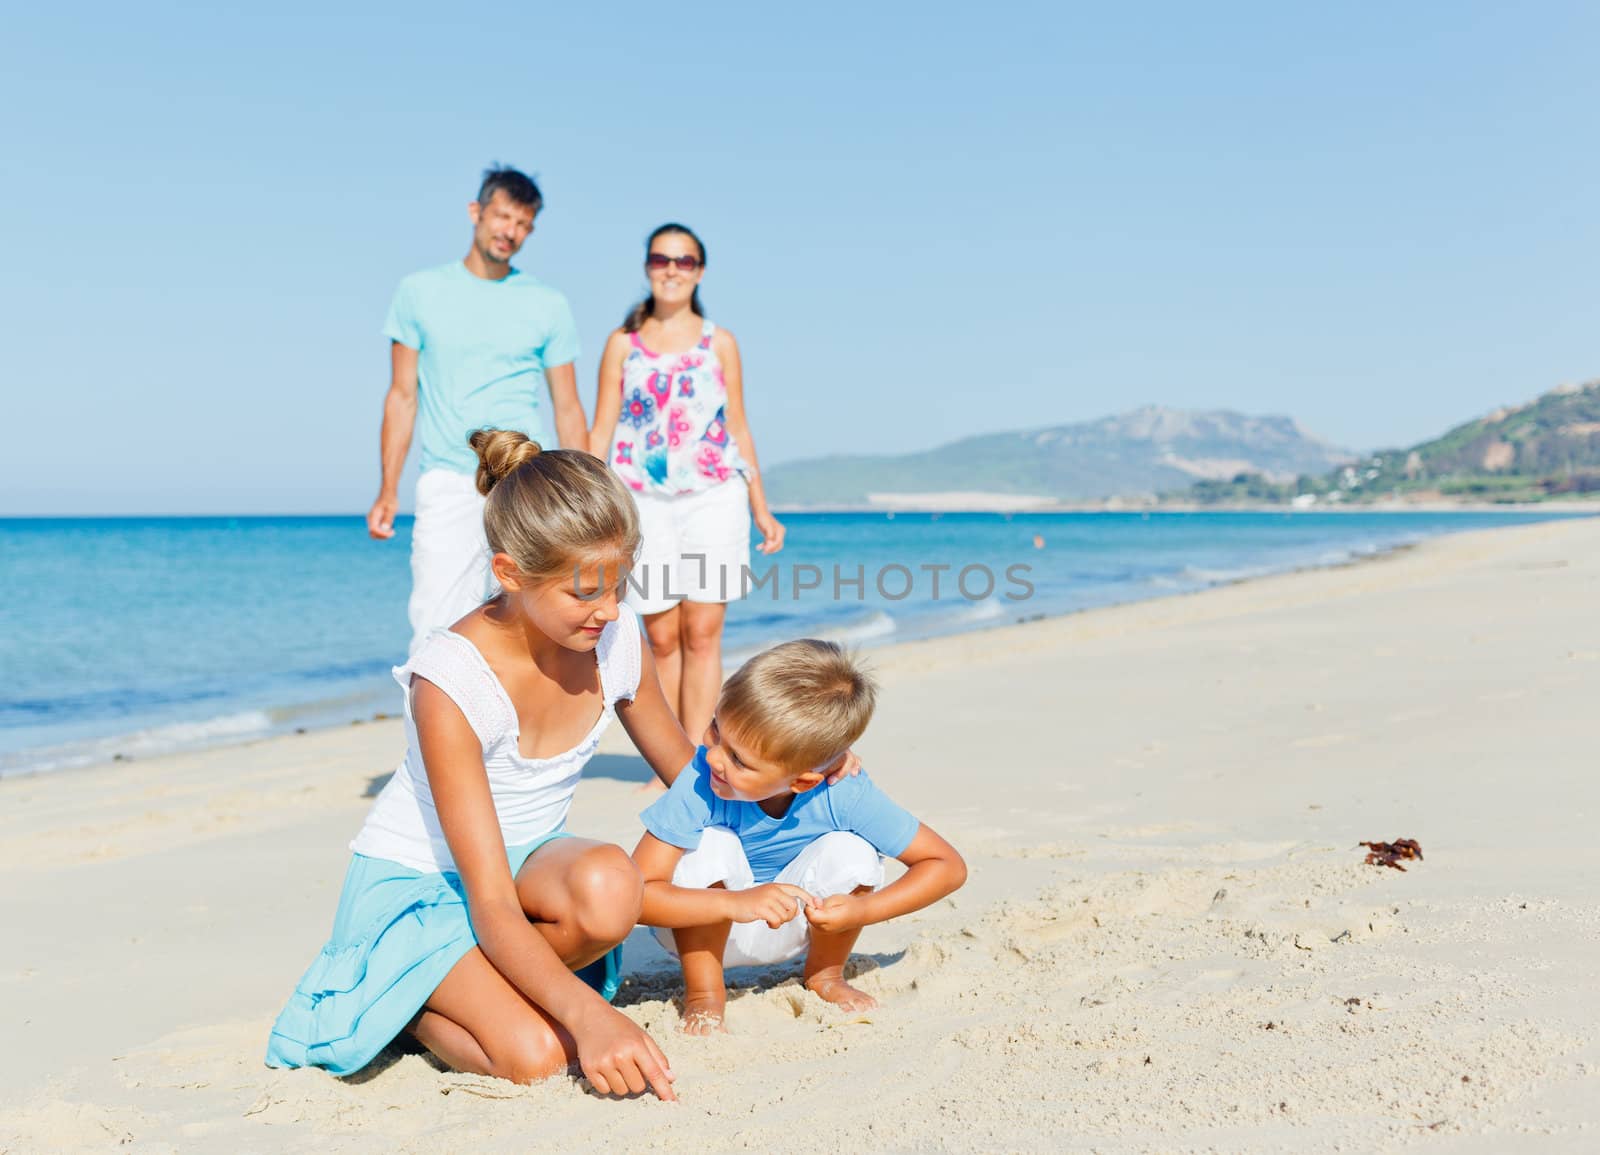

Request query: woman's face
[
  {"left": 645, "top": 232, "right": 703, "bottom": 310},
  {"left": 497, "top": 556, "right": 628, "bottom": 652}
]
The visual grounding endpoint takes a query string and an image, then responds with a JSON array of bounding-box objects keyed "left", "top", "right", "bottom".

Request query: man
[{"left": 367, "top": 167, "right": 588, "bottom": 653}]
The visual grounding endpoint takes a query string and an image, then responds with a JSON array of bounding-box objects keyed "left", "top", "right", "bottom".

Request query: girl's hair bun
[{"left": 469, "top": 429, "right": 542, "bottom": 496}]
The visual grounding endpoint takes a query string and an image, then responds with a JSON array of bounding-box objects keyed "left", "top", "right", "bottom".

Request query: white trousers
[
  {"left": 654, "top": 827, "right": 885, "bottom": 967},
  {"left": 408, "top": 469, "right": 494, "bottom": 655}
]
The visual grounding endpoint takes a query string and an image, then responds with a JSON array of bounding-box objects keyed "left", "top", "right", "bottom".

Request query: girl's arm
[
  {"left": 615, "top": 639, "right": 697, "bottom": 787},
  {"left": 588, "top": 330, "right": 629, "bottom": 458},
  {"left": 714, "top": 328, "right": 784, "bottom": 555},
  {"left": 413, "top": 677, "right": 674, "bottom": 1099},
  {"left": 634, "top": 832, "right": 816, "bottom": 929},
  {"left": 804, "top": 824, "right": 967, "bottom": 934}
]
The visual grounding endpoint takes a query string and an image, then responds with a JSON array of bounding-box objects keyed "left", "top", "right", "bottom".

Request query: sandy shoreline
[{"left": 4, "top": 516, "right": 1600, "bottom": 1152}]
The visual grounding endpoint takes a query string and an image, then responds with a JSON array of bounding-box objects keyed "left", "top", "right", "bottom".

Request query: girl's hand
[
  {"left": 753, "top": 508, "right": 786, "bottom": 554},
  {"left": 804, "top": 894, "right": 868, "bottom": 935},
  {"left": 571, "top": 1004, "right": 677, "bottom": 1101},
  {"left": 725, "top": 883, "right": 816, "bottom": 928},
  {"left": 824, "top": 748, "right": 862, "bottom": 786}
]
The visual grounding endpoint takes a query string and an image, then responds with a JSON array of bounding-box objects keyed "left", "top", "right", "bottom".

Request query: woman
[{"left": 591, "top": 224, "right": 784, "bottom": 747}]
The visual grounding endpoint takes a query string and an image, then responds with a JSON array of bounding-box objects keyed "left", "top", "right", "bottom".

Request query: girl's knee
[
  {"left": 491, "top": 1028, "right": 569, "bottom": 1085},
  {"left": 567, "top": 844, "right": 645, "bottom": 942}
]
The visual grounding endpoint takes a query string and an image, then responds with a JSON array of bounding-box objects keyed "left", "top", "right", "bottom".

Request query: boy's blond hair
[{"left": 717, "top": 640, "right": 877, "bottom": 772}]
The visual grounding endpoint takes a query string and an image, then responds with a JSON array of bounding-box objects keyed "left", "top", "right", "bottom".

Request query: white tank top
[{"left": 350, "top": 605, "right": 642, "bottom": 873}]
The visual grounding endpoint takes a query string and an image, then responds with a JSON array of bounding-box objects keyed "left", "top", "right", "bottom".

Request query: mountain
[
  {"left": 763, "top": 407, "right": 1353, "bottom": 507},
  {"left": 1184, "top": 379, "right": 1600, "bottom": 505}
]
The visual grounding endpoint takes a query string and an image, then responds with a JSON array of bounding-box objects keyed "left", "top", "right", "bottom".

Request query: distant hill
[
  {"left": 1184, "top": 379, "right": 1600, "bottom": 505},
  {"left": 764, "top": 407, "right": 1353, "bottom": 507}
]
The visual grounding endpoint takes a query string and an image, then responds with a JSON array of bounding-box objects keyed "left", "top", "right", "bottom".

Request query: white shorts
[
  {"left": 653, "top": 827, "right": 885, "bottom": 967},
  {"left": 408, "top": 469, "right": 495, "bottom": 655},
  {"left": 626, "top": 478, "right": 752, "bottom": 616}
]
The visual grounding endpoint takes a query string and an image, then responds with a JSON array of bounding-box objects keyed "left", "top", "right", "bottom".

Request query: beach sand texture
[{"left": 3, "top": 517, "right": 1598, "bottom": 1153}]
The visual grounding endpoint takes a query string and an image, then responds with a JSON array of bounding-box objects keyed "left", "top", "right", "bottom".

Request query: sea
[{"left": 0, "top": 510, "right": 1586, "bottom": 776}]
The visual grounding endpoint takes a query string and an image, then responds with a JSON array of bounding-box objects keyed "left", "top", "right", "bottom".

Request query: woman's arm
[
  {"left": 588, "top": 330, "right": 629, "bottom": 458},
  {"left": 615, "top": 639, "right": 698, "bottom": 786},
  {"left": 714, "top": 328, "right": 784, "bottom": 555},
  {"left": 414, "top": 677, "right": 674, "bottom": 1099},
  {"left": 804, "top": 824, "right": 967, "bottom": 934},
  {"left": 634, "top": 832, "right": 816, "bottom": 929}
]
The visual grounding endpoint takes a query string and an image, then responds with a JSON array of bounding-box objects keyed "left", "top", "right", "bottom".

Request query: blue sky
[{"left": 3, "top": 2, "right": 1597, "bottom": 513}]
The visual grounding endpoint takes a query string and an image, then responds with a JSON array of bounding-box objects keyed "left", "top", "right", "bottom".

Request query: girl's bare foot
[
  {"left": 804, "top": 968, "right": 878, "bottom": 1013},
  {"left": 679, "top": 991, "right": 728, "bottom": 1035}
]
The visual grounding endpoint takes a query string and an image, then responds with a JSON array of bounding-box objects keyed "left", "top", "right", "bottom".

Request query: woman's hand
[
  {"left": 753, "top": 507, "right": 786, "bottom": 554},
  {"left": 570, "top": 1004, "right": 677, "bottom": 1101},
  {"left": 824, "top": 748, "right": 862, "bottom": 786},
  {"left": 724, "top": 882, "right": 816, "bottom": 928}
]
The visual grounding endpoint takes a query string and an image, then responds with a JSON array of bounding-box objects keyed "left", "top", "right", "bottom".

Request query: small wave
[
  {"left": 0, "top": 709, "right": 274, "bottom": 777},
  {"left": 1178, "top": 564, "right": 1275, "bottom": 585},
  {"left": 813, "top": 610, "right": 898, "bottom": 645}
]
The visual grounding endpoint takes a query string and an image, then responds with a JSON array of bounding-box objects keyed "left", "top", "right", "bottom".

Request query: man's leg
[{"left": 408, "top": 469, "right": 491, "bottom": 655}]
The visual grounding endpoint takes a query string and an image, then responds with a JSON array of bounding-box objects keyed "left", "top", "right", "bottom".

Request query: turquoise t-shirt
[
  {"left": 383, "top": 262, "right": 581, "bottom": 476},
  {"left": 641, "top": 748, "right": 920, "bottom": 883}
]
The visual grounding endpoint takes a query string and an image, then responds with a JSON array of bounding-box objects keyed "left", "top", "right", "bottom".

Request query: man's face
[{"left": 469, "top": 190, "right": 537, "bottom": 263}]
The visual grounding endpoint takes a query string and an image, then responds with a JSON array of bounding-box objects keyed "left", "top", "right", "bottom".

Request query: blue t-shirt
[
  {"left": 383, "top": 262, "right": 581, "bottom": 476},
  {"left": 641, "top": 748, "right": 921, "bottom": 883}
]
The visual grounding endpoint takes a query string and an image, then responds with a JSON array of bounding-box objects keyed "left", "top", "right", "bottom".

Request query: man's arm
[
  {"left": 368, "top": 342, "right": 419, "bottom": 540},
  {"left": 545, "top": 362, "right": 588, "bottom": 451}
]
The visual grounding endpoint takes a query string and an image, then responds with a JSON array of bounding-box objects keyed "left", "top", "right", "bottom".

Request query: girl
[
  {"left": 590, "top": 224, "right": 784, "bottom": 751},
  {"left": 266, "top": 430, "right": 698, "bottom": 1098}
]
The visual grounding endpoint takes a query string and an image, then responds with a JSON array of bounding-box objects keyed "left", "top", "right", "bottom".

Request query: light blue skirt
[{"left": 265, "top": 832, "right": 622, "bottom": 1077}]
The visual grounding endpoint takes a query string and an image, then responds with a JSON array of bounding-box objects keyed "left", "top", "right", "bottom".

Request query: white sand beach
[{"left": 4, "top": 516, "right": 1599, "bottom": 1153}]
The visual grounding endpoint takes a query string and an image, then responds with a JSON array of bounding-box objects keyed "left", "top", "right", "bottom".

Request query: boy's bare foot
[
  {"left": 679, "top": 991, "right": 728, "bottom": 1035},
  {"left": 804, "top": 968, "right": 878, "bottom": 1013}
]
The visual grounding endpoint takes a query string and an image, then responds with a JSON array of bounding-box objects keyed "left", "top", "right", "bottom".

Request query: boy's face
[{"left": 701, "top": 714, "right": 825, "bottom": 803}]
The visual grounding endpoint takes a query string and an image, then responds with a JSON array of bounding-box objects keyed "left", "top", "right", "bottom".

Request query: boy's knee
[
  {"left": 808, "top": 833, "right": 884, "bottom": 896},
  {"left": 567, "top": 845, "right": 644, "bottom": 943},
  {"left": 674, "top": 826, "right": 746, "bottom": 890}
]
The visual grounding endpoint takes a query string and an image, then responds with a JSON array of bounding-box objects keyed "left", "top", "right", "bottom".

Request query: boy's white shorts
[
  {"left": 653, "top": 826, "right": 885, "bottom": 967},
  {"left": 625, "top": 479, "right": 752, "bottom": 616}
]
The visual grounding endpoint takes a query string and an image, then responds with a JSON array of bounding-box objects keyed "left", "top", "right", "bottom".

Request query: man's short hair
[
  {"left": 476, "top": 166, "right": 543, "bottom": 214},
  {"left": 718, "top": 640, "right": 877, "bottom": 772}
]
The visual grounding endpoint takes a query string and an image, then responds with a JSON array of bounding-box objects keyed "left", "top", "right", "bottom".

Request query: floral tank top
[{"left": 608, "top": 319, "right": 748, "bottom": 496}]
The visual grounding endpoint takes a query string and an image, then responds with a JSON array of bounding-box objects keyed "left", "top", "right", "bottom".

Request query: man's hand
[
  {"left": 570, "top": 1004, "right": 676, "bottom": 1101},
  {"left": 367, "top": 493, "right": 398, "bottom": 540},
  {"left": 804, "top": 893, "right": 868, "bottom": 935},
  {"left": 725, "top": 883, "right": 817, "bottom": 928}
]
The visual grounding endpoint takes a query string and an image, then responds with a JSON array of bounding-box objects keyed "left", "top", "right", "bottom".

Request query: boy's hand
[
  {"left": 804, "top": 894, "right": 868, "bottom": 934},
  {"left": 824, "top": 748, "right": 862, "bottom": 786},
  {"left": 725, "top": 883, "right": 816, "bottom": 928}
]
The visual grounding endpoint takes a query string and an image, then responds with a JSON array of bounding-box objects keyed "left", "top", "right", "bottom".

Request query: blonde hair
[
  {"left": 718, "top": 640, "right": 877, "bottom": 772},
  {"left": 468, "top": 429, "right": 640, "bottom": 584}
]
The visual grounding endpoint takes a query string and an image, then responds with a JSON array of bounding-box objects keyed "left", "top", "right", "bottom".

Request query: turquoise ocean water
[{"left": 0, "top": 510, "right": 1585, "bottom": 776}]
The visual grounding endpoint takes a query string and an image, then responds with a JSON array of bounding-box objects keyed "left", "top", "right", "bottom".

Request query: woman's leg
[
  {"left": 411, "top": 837, "right": 642, "bottom": 1080},
  {"left": 514, "top": 837, "right": 644, "bottom": 968},
  {"left": 412, "top": 948, "right": 575, "bottom": 1081},
  {"left": 644, "top": 603, "right": 684, "bottom": 720},
  {"left": 677, "top": 600, "right": 727, "bottom": 741}
]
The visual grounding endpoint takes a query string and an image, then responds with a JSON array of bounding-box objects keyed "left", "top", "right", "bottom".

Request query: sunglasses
[{"left": 645, "top": 253, "right": 702, "bottom": 272}]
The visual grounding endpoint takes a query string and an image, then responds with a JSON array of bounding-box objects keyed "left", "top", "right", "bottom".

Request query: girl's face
[
  {"left": 645, "top": 232, "right": 703, "bottom": 310},
  {"left": 495, "top": 555, "right": 629, "bottom": 651}
]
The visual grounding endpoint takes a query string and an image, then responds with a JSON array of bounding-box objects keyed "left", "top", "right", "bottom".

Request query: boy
[{"left": 633, "top": 640, "right": 967, "bottom": 1034}]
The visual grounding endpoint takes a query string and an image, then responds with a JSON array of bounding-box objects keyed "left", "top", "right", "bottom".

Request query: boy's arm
[
  {"left": 634, "top": 833, "right": 816, "bottom": 929},
  {"left": 805, "top": 823, "right": 967, "bottom": 934}
]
